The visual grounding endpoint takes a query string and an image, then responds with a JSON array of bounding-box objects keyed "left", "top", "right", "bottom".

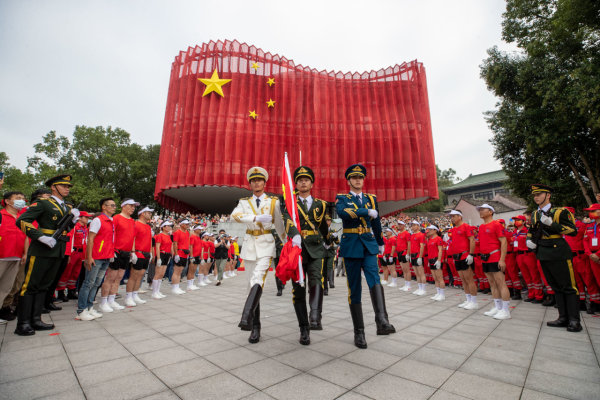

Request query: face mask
[
  {"left": 12, "top": 199, "right": 26, "bottom": 210},
  {"left": 514, "top": 220, "right": 523, "bottom": 227},
  {"left": 590, "top": 213, "right": 600, "bottom": 220}
]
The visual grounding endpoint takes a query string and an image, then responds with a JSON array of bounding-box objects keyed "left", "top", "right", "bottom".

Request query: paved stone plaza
[{"left": 1, "top": 273, "right": 599, "bottom": 400}]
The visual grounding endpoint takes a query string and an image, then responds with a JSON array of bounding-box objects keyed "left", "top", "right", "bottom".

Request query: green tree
[
  {"left": 0, "top": 152, "right": 37, "bottom": 196},
  {"left": 405, "top": 165, "right": 459, "bottom": 212},
  {"left": 481, "top": 0, "right": 600, "bottom": 208}
]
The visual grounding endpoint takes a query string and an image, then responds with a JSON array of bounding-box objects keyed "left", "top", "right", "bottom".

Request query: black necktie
[
  {"left": 302, "top": 199, "right": 308, "bottom": 210},
  {"left": 256, "top": 198, "right": 260, "bottom": 208},
  {"left": 356, "top": 195, "right": 362, "bottom": 206}
]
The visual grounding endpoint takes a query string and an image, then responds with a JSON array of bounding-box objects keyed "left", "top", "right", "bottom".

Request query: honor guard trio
[{"left": 8, "top": 169, "right": 598, "bottom": 347}]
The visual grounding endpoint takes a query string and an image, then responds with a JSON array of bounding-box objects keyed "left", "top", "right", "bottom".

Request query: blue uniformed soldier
[{"left": 336, "top": 164, "right": 395, "bottom": 349}]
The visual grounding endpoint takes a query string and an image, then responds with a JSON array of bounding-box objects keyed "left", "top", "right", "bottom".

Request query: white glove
[
  {"left": 130, "top": 253, "right": 138, "bottom": 264},
  {"left": 540, "top": 214, "right": 553, "bottom": 226},
  {"left": 200, "top": 259, "right": 206, "bottom": 265},
  {"left": 255, "top": 214, "right": 273, "bottom": 223},
  {"left": 157, "top": 258, "right": 162, "bottom": 267},
  {"left": 174, "top": 255, "right": 180, "bottom": 263},
  {"left": 434, "top": 260, "right": 441, "bottom": 269},
  {"left": 38, "top": 236, "right": 57, "bottom": 248},
  {"left": 406, "top": 255, "right": 411, "bottom": 263},
  {"left": 367, "top": 209, "right": 378, "bottom": 219},
  {"left": 379, "top": 245, "right": 384, "bottom": 255},
  {"left": 70, "top": 208, "right": 80, "bottom": 219},
  {"left": 149, "top": 253, "right": 153, "bottom": 262},
  {"left": 417, "top": 257, "right": 423, "bottom": 266},
  {"left": 110, "top": 257, "right": 115, "bottom": 263},
  {"left": 207, "top": 257, "right": 212, "bottom": 263},
  {"left": 323, "top": 243, "right": 331, "bottom": 249},
  {"left": 466, "top": 254, "right": 474, "bottom": 265},
  {"left": 292, "top": 235, "right": 302, "bottom": 248},
  {"left": 526, "top": 240, "right": 537, "bottom": 250}
]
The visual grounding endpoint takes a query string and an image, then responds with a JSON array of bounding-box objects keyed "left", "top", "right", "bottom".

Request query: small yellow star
[
  {"left": 249, "top": 110, "right": 258, "bottom": 119},
  {"left": 251, "top": 62, "right": 259, "bottom": 70},
  {"left": 267, "top": 78, "right": 275, "bottom": 87},
  {"left": 198, "top": 69, "right": 232, "bottom": 97},
  {"left": 266, "top": 99, "right": 275, "bottom": 108}
]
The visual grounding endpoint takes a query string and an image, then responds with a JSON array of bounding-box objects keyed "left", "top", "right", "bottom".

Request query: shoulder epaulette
[
  {"left": 240, "top": 197, "right": 250, "bottom": 200},
  {"left": 269, "top": 196, "right": 279, "bottom": 200},
  {"left": 365, "top": 193, "right": 377, "bottom": 198}
]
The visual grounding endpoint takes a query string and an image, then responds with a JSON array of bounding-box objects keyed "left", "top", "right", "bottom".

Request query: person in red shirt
[
  {"left": 124, "top": 206, "right": 154, "bottom": 307},
  {"left": 513, "top": 215, "right": 543, "bottom": 302},
  {"left": 225, "top": 235, "right": 237, "bottom": 278},
  {"left": 171, "top": 220, "right": 191, "bottom": 294},
  {"left": 152, "top": 221, "right": 174, "bottom": 299},
  {"left": 396, "top": 221, "right": 412, "bottom": 291},
  {"left": 498, "top": 219, "right": 522, "bottom": 301},
  {"left": 426, "top": 226, "right": 445, "bottom": 301},
  {"left": 0, "top": 191, "right": 28, "bottom": 322},
  {"left": 583, "top": 203, "right": 600, "bottom": 314},
  {"left": 188, "top": 225, "right": 205, "bottom": 288},
  {"left": 56, "top": 212, "right": 90, "bottom": 301},
  {"left": 99, "top": 198, "right": 139, "bottom": 312},
  {"left": 476, "top": 204, "right": 511, "bottom": 320},
  {"left": 447, "top": 210, "right": 478, "bottom": 309},
  {"left": 381, "top": 228, "right": 398, "bottom": 287},
  {"left": 199, "top": 232, "right": 212, "bottom": 284},
  {"left": 407, "top": 221, "right": 427, "bottom": 295}
]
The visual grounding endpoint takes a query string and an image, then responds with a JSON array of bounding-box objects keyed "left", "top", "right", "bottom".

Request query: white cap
[
  {"left": 160, "top": 221, "right": 173, "bottom": 228},
  {"left": 476, "top": 204, "right": 495, "bottom": 213},
  {"left": 201, "top": 232, "right": 209, "bottom": 238},
  {"left": 426, "top": 225, "right": 439, "bottom": 231},
  {"left": 193, "top": 225, "right": 203, "bottom": 231},
  {"left": 384, "top": 227, "right": 394, "bottom": 233},
  {"left": 448, "top": 210, "right": 462, "bottom": 216},
  {"left": 398, "top": 221, "right": 406, "bottom": 225},
  {"left": 137, "top": 206, "right": 154, "bottom": 215},
  {"left": 411, "top": 220, "right": 420, "bottom": 225},
  {"left": 121, "top": 198, "right": 140, "bottom": 207},
  {"left": 179, "top": 219, "right": 191, "bottom": 225}
]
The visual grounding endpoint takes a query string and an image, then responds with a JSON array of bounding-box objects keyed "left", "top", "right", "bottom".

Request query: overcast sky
[{"left": 0, "top": 0, "right": 515, "bottom": 182}]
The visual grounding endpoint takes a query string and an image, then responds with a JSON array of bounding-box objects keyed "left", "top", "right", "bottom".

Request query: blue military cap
[{"left": 345, "top": 164, "right": 367, "bottom": 180}]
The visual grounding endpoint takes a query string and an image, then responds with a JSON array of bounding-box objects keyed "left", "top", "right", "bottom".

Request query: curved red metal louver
[{"left": 155, "top": 39, "right": 438, "bottom": 215}]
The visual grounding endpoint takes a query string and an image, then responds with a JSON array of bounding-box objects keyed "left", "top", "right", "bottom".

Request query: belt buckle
[
  {"left": 302, "top": 231, "right": 308, "bottom": 239},
  {"left": 357, "top": 226, "right": 364, "bottom": 234}
]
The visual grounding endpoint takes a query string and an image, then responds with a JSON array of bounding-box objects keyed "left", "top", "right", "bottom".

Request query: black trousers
[
  {"left": 539, "top": 258, "right": 578, "bottom": 296},
  {"left": 21, "top": 255, "right": 63, "bottom": 296}
]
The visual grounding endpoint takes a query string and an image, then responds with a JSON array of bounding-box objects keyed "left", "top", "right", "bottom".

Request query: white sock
[
  {"left": 471, "top": 295, "right": 477, "bottom": 304},
  {"left": 108, "top": 294, "right": 116, "bottom": 303},
  {"left": 494, "top": 298, "right": 502, "bottom": 310},
  {"left": 173, "top": 283, "right": 179, "bottom": 290},
  {"left": 101, "top": 296, "right": 108, "bottom": 305},
  {"left": 440, "top": 289, "right": 445, "bottom": 296},
  {"left": 199, "top": 274, "right": 204, "bottom": 280},
  {"left": 133, "top": 291, "right": 138, "bottom": 297},
  {"left": 406, "top": 281, "right": 411, "bottom": 288},
  {"left": 126, "top": 292, "right": 133, "bottom": 300},
  {"left": 188, "top": 280, "right": 194, "bottom": 288},
  {"left": 157, "top": 280, "right": 162, "bottom": 291},
  {"left": 466, "top": 294, "right": 472, "bottom": 302},
  {"left": 436, "top": 287, "right": 441, "bottom": 294},
  {"left": 503, "top": 301, "right": 510, "bottom": 311},
  {"left": 152, "top": 280, "right": 158, "bottom": 294}
]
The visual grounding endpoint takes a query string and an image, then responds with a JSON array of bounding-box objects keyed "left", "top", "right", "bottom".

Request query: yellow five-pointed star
[
  {"left": 251, "top": 62, "right": 259, "bottom": 70},
  {"left": 249, "top": 110, "right": 258, "bottom": 119},
  {"left": 267, "top": 78, "right": 275, "bottom": 86},
  {"left": 198, "top": 69, "right": 232, "bottom": 97},
  {"left": 266, "top": 99, "right": 275, "bottom": 108}
]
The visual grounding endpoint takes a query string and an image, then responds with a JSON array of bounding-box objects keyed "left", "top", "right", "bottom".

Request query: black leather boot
[
  {"left": 56, "top": 290, "right": 68, "bottom": 302},
  {"left": 547, "top": 293, "right": 568, "bottom": 328},
  {"left": 67, "top": 288, "right": 78, "bottom": 300},
  {"left": 323, "top": 276, "right": 329, "bottom": 296},
  {"left": 329, "top": 270, "right": 335, "bottom": 288},
  {"left": 275, "top": 276, "right": 284, "bottom": 296},
  {"left": 369, "top": 284, "right": 396, "bottom": 335},
  {"left": 349, "top": 303, "right": 367, "bottom": 349},
  {"left": 565, "top": 293, "right": 582, "bottom": 332},
  {"left": 511, "top": 289, "right": 522, "bottom": 301},
  {"left": 542, "top": 294, "right": 556, "bottom": 307},
  {"left": 294, "top": 302, "right": 311, "bottom": 345},
  {"left": 238, "top": 284, "right": 262, "bottom": 331},
  {"left": 0, "top": 306, "right": 16, "bottom": 321},
  {"left": 14, "top": 295, "right": 35, "bottom": 336},
  {"left": 309, "top": 284, "right": 323, "bottom": 330},
  {"left": 248, "top": 304, "right": 261, "bottom": 343},
  {"left": 32, "top": 293, "right": 54, "bottom": 330}
]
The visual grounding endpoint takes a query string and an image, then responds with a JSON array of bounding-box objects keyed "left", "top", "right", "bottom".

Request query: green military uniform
[
  {"left": 281, "top": 166, "right": 329, "bottom": 337},
  {"left": 323, "top": 215, "right": 340, "bottom": 294},
  {"left": 528, "top": 183, "right": 581, "bottom": 332},
  {"left": 14, "top": 174, "right": 75, "bottom": 336}
]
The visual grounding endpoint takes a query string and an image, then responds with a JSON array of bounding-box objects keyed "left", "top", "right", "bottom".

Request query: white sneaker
[
  {"left": 435, "top": 295, "right": 445, "bottom": 302},
  {"left": 76, "top": 309, "right": 96, "bottom": 321},
  {"left": 223, "top": 274, "right": 230, "bottom": 279},
  {"left": 203, "top": 277, "right": 211, "bottom": 284},
  {"left": 388, "top": 281, "right": 398, "bottom": 288},
  {"left": 417, "top": 289, "right": 426, "bottom": 296},
  {"left": 458, "top": 301, "right": 469, "bottom": 308},
  {"left": 133, "top": 294, "right": 147, "bottom": 304},
  {"left": 430, "top": 293, "right": 440, "bottom": 300},
  {"left": 109, "top": 301, "right": 125, "bottom": 310},
  {"left": 493, "top": 309, "right": 511, "bottom": 320},
  {"left": 198, "top": 280, "right": 208, "bottom": 287},
  {"left": 100, "top": 303, "right": 114, "bottom": 313},
  {"left": 187, "top": 284, "right": 200, "bottom": 291},
  {"left": 381, "top": 280, "right": 388, "bottom": 285},
  {"left": 137, "top": 289, "right": 147, "bottom": 294},
  {"left": 412, "top": 288, "right": 421, "bottom": 295},
  {"left": 158, "top": 292, "right": 167, "bottom": 298},
  {"left": 464, "top": 302, "right": 479, "bottom": 310},
  {"left": 400, "top": 285, "right": 411, "bottom": 292},
  {"left": 151, "top": 293, "right": 163, "bottom": 300},
  {"left": 172, "top": 287, "right": 186, "bottom": 295},
  {"left": 0, "top": 318, "right": 7, "bottom": 325},
  {"left": 125, "top": 297, "right": 137, "bottom": 307},
  {"left": 484, "top": 306, "right": 499, "bottom": 316},
  {"left": 88, "top": 308, "right": 103, "bottom": 318}
]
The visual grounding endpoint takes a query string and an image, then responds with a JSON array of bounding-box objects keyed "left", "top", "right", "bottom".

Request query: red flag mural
[{"left": 154, "top": 39, "right": 438, "bottom": 214}]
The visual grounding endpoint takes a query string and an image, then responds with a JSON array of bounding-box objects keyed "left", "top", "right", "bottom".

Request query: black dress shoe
[
  {"left": 532, "top": 298, "right": 543, "bottom": 304},
  {"left": 299, "top": 326, "right": 310, "bottom": 345},
  {"left": 523, "top": 297, "right": 534, "bottom": 303},
  {"left": 567, "top": 320, "right": 582, "bottom": 332},
  {"left": 511, "top": 291, "right": 522, "bottom": 301},
  {"left": 547, "top": 318, "right": 568, "bottom": 328},
  {"left": 542, "top": 295, "right": 556, "bottom": 307},
  {"left": 46, "top": 302, "right": 62, "bottom": 311},
  {"left": 276, "top": 289, "right": 282, "bottom": 296}
]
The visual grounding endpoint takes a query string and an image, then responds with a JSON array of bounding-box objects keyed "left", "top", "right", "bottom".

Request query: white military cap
[{"left": 247, "top": 166, "right": 269, "bottom": 182}]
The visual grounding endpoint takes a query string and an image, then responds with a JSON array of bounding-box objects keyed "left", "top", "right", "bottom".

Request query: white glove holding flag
[
  {"left": 526, "top": 240, "right": 537, "bottom": 250},
  {"left": 540, "top": 214, "right": 553, "bottom": 226},
  {"left": 38, "top": 236, "right": 57, "bottom": 248},
  {"left": 255, "top": 214, "right": 273, "bottom": 223},
  {"left": 292, "top": 235, "right": 302, "bottom": 248},
  {"left": 70, "top": 208, "right": 80, "bottom": 219},
  {"left": 466, "top": 254, "right": 474, "bottom": 265},
  {"left": 367, "top": 209, "right": 378, "bottom": 219}
]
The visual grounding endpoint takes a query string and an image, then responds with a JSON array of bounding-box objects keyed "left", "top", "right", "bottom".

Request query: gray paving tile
[
  {"left": 385, "top": 358, "right": 454, "bottom": 388},
  {"left": 0, "top": 354, "right": 71, "bottom": 384},
  {"left": 263, "top": 373, "right": 346, "bottom": 400},
  {"left": 354, "top": 372, "right": 435, "bottom": 399},
  {"left": 341, "top": 348, "right": 400, "bottom": 371},
  {"left": 0, "top": 343, "right": 64, "bottom": 365},
  {"left": 205, "top": 346, "right": 266, "bottom": 370},
  {"left": 441, "top": 371, "right": 522, "bottom": 400},
  {"left": 459, "top": 356, "right": 527, "bottom": 386},
  {"left": 530, "top": 354, "right": 600, "bottom": 382},
  {"left": 525, "top": 369, "right": 600, "bottom": 400},
  {"left": 0, "top": 334, "right": 61, "bottom": 352},
  {"left": 273, "top": 348, "right": 334, "bottom": 371},
  {"left": 137, "top": 345, "right": 196, "bottom": 369},
  {"left": 308, "top": 359, "right": 377, "bottom": 390},
  {"left": 185, "top": 337, "right": 238, "bottom": 356},
  {"left": 428, "top": 336, "right": 482, "bottom": 355},
  {"left": 520, "top": 388, "right": 569, "bottom": 399},
  {"left": 230, "top": 358, "right": 301, "bottom": 390},
  {"left": 122, "top": 336, "right": 179, "bottom": 355},
  {"left": 138, "top": 390, "right": 184, "bottom": 400},
  {"left": 409, "top": 347, "right": 468, "bottom": 370},
  {"left": 428, "top": 390, "right": 472, "bottom": 400},
  {"left": 533, "top": 343, "right": 599, "bottom": 367},
  {"left": 74, "top": 355, "right": 146, "bottom": 387},
  {"left": 36, "top": 386, "right": 87, "bottom": 400},
  {"left": 67, "top": 344, "right": 130, "bottom": 367},
  {"left": 62, "top": 335, "right": 121, "bottom": 354},
  {"left": 244, "top": 337, "right": 302, "bottom": 357},
  {"left": 83, "top": 370, "right": 167, "bottom": 400},
  {"left": 0, "top": 369, "right": 80, "bottom": 400},
  {"left": 151, "top": 357, "right": 222, "bottom": 387},
  {"left": 174, "top": 371, "right": 256, "bottom": 400},
  {"left": 471, "top": 345, "right": 532, "bottom": 368}
]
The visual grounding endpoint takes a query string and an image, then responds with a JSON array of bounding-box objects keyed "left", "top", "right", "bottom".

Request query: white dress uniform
[{"left": 231, "top": 175, "right": 287, "bottom": 288}]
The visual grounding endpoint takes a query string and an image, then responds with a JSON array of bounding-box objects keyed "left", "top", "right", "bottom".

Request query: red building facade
[{"left": 155, "top": 40, "right": 438, "bottom": 214}]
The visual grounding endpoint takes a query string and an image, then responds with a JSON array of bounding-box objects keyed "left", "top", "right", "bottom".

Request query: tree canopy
[{"left": 481, "top": 0, "right": 600, "bottom": 208}]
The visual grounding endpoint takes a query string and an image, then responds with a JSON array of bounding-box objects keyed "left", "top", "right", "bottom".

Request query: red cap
[
  {"left": 513, "top": 215, "right": 526, "bottom": 221},
  {"left": 497, "top": 219, "right": 506, "bottom": 225},
  {"left": 565, "top": 207, "right": 575, "bottom": 214},
  {"left": 583, "top": 203, "right": 600, "bottom": 211},
  {"left": 79, "top": 211, "right": 91, "bottom": 217}
]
